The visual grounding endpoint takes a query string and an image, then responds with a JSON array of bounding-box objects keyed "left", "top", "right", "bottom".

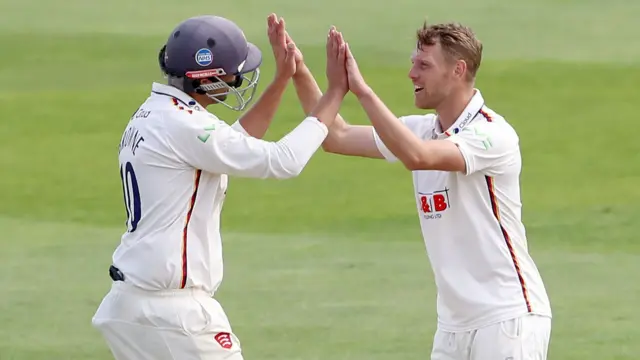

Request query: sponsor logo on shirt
[
  {"left": 214, "top": 332, "right": 233, "bottom": 349},
  {"left": 418, "top": 188, "right": 450, "bottom": 219}
]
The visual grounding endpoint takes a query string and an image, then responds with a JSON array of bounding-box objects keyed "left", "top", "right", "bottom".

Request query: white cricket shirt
[
  {"left": 113, "top": 83, "right": 328, "bottom": 295},
  {"left": 373, "top": 89, "right": 552, "bottom": 331}
]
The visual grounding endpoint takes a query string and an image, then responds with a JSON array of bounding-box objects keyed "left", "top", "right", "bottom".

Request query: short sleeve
[
  {"left": 445, "top": 121, "right": 519, "bottom": 176},
  {"left": 373, "top": 114, "right": 435, "bottom": 162}
]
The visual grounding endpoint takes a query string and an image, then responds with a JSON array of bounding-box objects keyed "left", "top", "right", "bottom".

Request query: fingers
[
  {"left": 330, "top": 29, "right": 338, "bottom": 59},
  {"left": 338, "top": 36, "right": 346, "bottom": 62},
  {"left": 285, "top": 42, "right": 297, "bottom": 65},
  {"left": 345, "top": 42, "right": 353, "bottom": 60},
  {"left": 328, "top": 27, "right": 343, "bottom": 59},
  {"left": 268, "top": 14, "right": 287, "bottom": 44},
  {"left": 267, "top": 13, "right": 277, "bottom": 36},
  {"left": 284, "top": 30, "right": 295, "bottom": 46},
  {"left": 276, "top": 17, "right": 284, "bottom": 34},
  {"left": 326, "top": 26, "right": 348, "bottom": 65},
  {"left": 267, "top": 13, "right": 276, "bottom": 28},
  {"left": 333, "top": 28, "right": 345, "bottom": 60}
]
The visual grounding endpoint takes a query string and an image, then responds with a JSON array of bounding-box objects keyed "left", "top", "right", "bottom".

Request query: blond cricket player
[
  {"left": 287, "top": 23, "right": 553, "bottom": 359},
  {"left": 91, "top": 14, "right": 351, "bottom": 360}
]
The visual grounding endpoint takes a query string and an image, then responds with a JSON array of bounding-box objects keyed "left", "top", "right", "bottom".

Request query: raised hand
[
  {"left": 344, "top": 41, "right": 370, "bottom": 97},
  {"left": 267, "top": 13, "right": 297, "bottom": 80},
  {"left": 325, "top": 27, "right": 348, "bottom": 95},
  {"left": 285, "top": 31, "right": 304, "bottom": 72}
]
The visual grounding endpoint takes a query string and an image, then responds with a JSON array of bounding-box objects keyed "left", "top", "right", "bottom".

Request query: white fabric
[
  {"left": 112, "top": 83, "right": 328, "bottom": 295},
  {"left": 92, "top": 282, "right": 243, "bottom": 360},
  {"left": 373, "top": 90, "right": 552, "bottom": 332},
  {"left": 431, "top": 314, "right": 551, "bottom": 360}
]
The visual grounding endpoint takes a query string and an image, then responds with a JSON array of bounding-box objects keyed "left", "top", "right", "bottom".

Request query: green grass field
[{"left": 1, "top": 0, "right": 639, "bottom": 359}]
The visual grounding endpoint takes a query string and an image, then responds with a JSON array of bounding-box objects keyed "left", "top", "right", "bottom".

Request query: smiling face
[
  {"left": 409, "top": 43, "right": 459, "bottom": 110},
  {"left": 410, "top": 22, "right": 483, "bottom": 110}
]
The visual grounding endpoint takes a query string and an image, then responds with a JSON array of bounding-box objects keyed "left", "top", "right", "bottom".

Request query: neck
[
  {"left": 436, "top": 86, "right": 475, "bottom": 131},
  {"left": 190, "top": 93, "right": 214, "bottom": 108}
]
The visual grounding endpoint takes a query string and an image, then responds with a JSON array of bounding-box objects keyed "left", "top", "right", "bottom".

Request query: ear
[{"left": 454, "top": 59, "right": 467, "bottom": 79}]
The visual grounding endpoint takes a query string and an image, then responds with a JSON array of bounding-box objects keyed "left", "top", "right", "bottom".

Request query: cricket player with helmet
[
  {"left": 91, "top": 13, "right": 350, "bottom": 360},
  {"left": 288, "top": 21, "right": 553, "bottom": 359}
]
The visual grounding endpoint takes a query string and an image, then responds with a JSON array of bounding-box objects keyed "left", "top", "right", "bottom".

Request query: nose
[{"left": 408, "top": 66, "right": 419, "bottom": 81}]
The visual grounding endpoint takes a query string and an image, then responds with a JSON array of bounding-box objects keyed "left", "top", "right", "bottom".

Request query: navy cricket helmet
[{"left": 158, "top": 15, "right": 262, "bottom": 111}]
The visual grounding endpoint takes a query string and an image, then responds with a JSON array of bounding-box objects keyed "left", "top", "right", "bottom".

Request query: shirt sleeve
[
  {"left": 445, "top": 121, "right": 520, "bottom": 176},
  {"left": 230, "top": 120, "right": 251, "bottom": 136},
  {"left": 167, "top": 112, "right": 328, "bottom": 179},
  {"left": 372, "top": 114, "right": 434, "bottom": 162}
]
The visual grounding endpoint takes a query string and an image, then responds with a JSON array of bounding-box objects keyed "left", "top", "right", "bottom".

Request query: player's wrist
[
  {"left": 271, "top": 73, "right": 291, "bottom": 88},
  {"left": 325, "top": 85, "right": 347, "bottom": 99},
  {"left": 354, "top": 85, "right": 374, "bottom": 101}
]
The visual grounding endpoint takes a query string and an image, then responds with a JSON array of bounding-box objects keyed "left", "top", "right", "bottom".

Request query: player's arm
[
  {"left": 292, "top": 64, "right": 384, "bottom": 159},
  {"left": 342, "top": 42, "right": 465, "bottom": 171},
  {"left": 171, "top": 29, "right": 349, "bottom": 179},
  {"left": 171, "top": 89, "right": 344, "bottom": 179},
  {"left": 361, "top": 88, "right": 519, "bottom": 174},
  {"left": 232, "top": 76, "right": 288, "bottom": 139},
  {"left": 357, "top": 89, "right": 465, "bottom": 171},
  {"left": 231, "top": 15, "right": 294, "bottom": 139}
]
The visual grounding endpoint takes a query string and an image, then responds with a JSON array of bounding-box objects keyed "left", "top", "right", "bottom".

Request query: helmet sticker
[
  {"left": 195, "top": 48, "right": 213, "bottom": 67},
  {"left": 185, "top": 68, "right": 226, "bottom": 79}
]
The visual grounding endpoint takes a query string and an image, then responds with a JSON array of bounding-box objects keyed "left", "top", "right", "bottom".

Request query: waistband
[
  {"left": 111, "top": 280, "right": 214, "bottom": 298},
  {"left": 108, "top": 265, "right": 213, "bottom": 298}
]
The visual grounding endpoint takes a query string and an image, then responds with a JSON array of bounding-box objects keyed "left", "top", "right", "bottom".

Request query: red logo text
[{"left": 418, "top": 189, "right": 450, "bottom": 219}]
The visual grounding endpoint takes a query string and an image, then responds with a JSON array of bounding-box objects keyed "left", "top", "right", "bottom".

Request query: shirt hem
[{"left": 436, "top": 308, "right": 552, "bottom": 332}]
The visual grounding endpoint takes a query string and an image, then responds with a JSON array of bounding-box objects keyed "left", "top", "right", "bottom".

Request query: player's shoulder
[
  {"left": 471, "top": 106, "right": 519, "bottom": 141},
  {"left": 142, "top": 82, "right": 219, "bottom": 125},
  {"left": 152, "top": 97, "right": 222, "bottom": 130},
  {"left": 399, "top": 113, "right": 438, "bottom": 138}
]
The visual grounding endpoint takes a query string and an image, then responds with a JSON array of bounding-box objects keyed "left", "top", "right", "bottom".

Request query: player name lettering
[
  {"left": 133, "top": 109, "right": 151, "bottom": 119},
  {"left": 118, "top": 126, "right": 145, "bottom": 156}
]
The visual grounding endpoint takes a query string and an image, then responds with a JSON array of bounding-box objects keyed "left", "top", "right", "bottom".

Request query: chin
[{"left": 414, "top": 99, "right": 434, "bottom": 110}]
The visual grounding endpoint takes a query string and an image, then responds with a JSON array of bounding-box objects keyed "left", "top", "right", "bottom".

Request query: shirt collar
[
  {"left": 433, "top": 89, "right": 485, "bottom": 138},
  {"left": 150, "top": 82, "right": 206, "bottom": 112}
]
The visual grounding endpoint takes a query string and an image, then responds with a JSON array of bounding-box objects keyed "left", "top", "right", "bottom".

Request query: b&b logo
[
  {"left": 418, "top": 188, "right": 450, "bottom": 219},
  {"left": 195, "top": 48, "right": 213, "bottom": 67}
]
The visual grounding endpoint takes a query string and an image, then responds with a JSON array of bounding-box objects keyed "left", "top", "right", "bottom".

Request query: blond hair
[{"left": 416, "top": 21, "right": 483, "bottom": 81}]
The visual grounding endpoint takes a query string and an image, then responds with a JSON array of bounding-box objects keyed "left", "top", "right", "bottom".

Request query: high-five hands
[
  {"left": 267, "top": 13, "right": 299, "bottom": 80},
  {"left": 325, "top": 27, "right": 348, "bottom": 96},
  {"left": 325, "top": 26, "right": 370, "bottom": 98},
  {"left": 342, "top": 34, "right": 371, "bottom": 98},
  {"left": 266, "top": 15, "right": 369, "bottom": 97},
  {"left": 284, "top": 30, "right": 304, "bottom": 71}
]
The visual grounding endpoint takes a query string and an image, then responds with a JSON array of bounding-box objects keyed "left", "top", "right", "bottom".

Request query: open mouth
[{"left": 414, "top": 86, "right": 424, "bottom": 93}]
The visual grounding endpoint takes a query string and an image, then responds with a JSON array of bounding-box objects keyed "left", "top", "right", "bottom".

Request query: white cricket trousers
[
  {"left": 92, "top": 281, "right": 243, "bottom": 360},
  {"left": 431, "top": 314, "right": 551, "bottom": 360}
]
